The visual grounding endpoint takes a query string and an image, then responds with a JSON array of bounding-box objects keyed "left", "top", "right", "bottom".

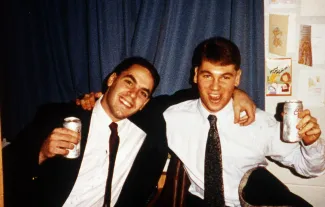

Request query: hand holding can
[
  {"left": 296, "top": 109, "right": 322, "bottom": 146},
  {"left": 63, "top": 117, "right": 82, "bottom": 158}
]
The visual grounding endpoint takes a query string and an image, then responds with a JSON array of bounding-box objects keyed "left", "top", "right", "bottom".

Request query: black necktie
[
  {"left": 205, "top": 115, "right": 225, "bottom": 207},
  {"left": 103, "top": 122, "right": 120, "bottom": 207}
]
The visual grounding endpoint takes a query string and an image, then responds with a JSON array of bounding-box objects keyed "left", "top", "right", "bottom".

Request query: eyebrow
[
  {"left": 124, "top": 74, "right": 152, "bottom": 95},
  {"left": 199, "top": 69, "right": 235, "bottom": 77}
]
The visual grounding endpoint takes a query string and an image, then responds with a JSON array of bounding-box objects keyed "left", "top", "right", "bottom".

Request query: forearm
[
  {"left": 297, "top": 138, "right": 325, "bottom": 176},
  {"left": 273, "top": 138, "right": 325, "bottom": 177},
  {"left": 232, "top": 87, "right": 242, "bottom": 98}
]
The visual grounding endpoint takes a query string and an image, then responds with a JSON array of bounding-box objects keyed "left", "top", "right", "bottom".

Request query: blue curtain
[{"left": 3, "top": 0, "right": 264, "bottom": 139}]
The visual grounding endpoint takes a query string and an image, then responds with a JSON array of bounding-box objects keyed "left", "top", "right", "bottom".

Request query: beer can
[
  {"left": 283, "top": 100, "right": 303, "bottom": 142},
  {"left": 63, "top": 117, "right": 81, "bottom": 158}
]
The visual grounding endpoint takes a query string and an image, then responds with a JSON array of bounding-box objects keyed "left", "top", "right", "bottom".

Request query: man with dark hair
[
  {"left": 163, "top": 37, "right": 325, "bottom": 206},
  {"left": 4, "top": 57, "right": 168, "bottom": 207}
]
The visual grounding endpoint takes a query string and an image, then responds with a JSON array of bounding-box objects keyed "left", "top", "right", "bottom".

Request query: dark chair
[
  {"left": 239, "top": 167, "right": 313, "bottom": 207},
  {"left": 154, "top": 153, "right": 190, "bottom": 207}
]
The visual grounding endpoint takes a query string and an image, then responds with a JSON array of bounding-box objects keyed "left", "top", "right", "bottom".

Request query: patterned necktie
[
  {"left": 205, "top": 115, "right": 225, "bottom": 207},
  {"left": 103, "top": 122, "right": 120, "bottom": 207}
]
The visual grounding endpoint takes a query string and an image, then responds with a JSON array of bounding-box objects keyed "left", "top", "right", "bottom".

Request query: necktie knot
[
  {"left": 109, "top": 122, "right": 119, "bottom": 153},
  {"left": 109, "top": 122, "right": 118, "bottom": 132},
  {"left": 208, "top": 115, "right": 217, "bottom": 128}
]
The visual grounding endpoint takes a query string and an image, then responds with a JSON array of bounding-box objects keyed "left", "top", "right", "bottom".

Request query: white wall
[{"left": 264, "top": 1, "right": 325, "bottom": 206}]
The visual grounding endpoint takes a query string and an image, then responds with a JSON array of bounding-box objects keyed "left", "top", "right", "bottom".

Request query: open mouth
[
  {"left": 119, "top": 97, "right": 133, "bottom": 108},
  {"left": 209, "top": 94, "right": 221, "bottom": 103}
]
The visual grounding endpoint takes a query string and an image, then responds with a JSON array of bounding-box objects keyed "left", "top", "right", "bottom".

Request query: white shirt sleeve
[{"left": 265, "top": 120, "right": 325, "bottom": 177}]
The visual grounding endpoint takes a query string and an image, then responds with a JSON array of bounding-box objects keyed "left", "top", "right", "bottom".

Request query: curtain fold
[{"left": 3, "top": 0, "right": 264, "bottom": 139}]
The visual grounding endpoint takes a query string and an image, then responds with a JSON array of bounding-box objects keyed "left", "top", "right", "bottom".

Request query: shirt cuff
[{"left": 301, "top": 137, "right": 325, "bottom": 158}]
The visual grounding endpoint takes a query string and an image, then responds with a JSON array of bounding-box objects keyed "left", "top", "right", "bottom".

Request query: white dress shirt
[
  {"left": 163, "top": 99, "right": 325, "bottom": 207},
  {"left": 63, "top": 96, "right": 146, "bottom": 207}
]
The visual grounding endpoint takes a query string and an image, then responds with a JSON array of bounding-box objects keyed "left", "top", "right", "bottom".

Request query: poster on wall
[
  {"left": 298, "top": 69, "right": 325, "bottom": 107},
  {"left": 298, "top": 25, "right": 312, "bottom": 66},
  {"left": 266, "top": 58, "right": 292, "bottom": 96},
  {"left": 311, "top": 24, "right": 325, "bottom": 65},
  {"left": 269, "top": 14, "right": 289, "bottom": 56},
  {"left": 269, "top": 0, "right": 297, "bottom": 8}
]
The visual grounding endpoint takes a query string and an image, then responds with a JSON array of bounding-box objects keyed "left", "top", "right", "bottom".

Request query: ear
[
  {"left": 107, "top": 73, "right": 117, "bottom": 87},
  {"left": 193, "top": 67, "right": 198, "bottom": 84},
  {"left": 139, "top": 98, "right": 150, "bottom": 111},
  {"left": 235, "top": 69, "right": 242, "bottom": 87}
]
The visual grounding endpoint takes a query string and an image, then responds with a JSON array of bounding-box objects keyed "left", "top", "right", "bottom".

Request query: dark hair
[
  {"left": 192, "top": 36, "right": 241, "bottom": 70},
  {"left": 102, "top": 56, "right": 160, "bottom": 95}
]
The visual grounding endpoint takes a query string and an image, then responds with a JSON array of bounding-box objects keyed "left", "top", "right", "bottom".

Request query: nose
[
  {"left": 210, "top": 78, "right": 220, "bottom": 90},
  {"left": 128, "top": 88, "right": 137, "bottom": 99}
]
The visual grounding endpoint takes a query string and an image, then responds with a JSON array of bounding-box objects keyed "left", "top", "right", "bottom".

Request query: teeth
[
  {"left": 210, "top": 94, "right": 220, "bottom": 98},
  {"left": 121, "top": 98, "right": 132, "bottom": 107}
]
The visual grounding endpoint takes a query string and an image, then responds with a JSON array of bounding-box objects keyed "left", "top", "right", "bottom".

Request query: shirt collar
[
  {"left": 197, "top": 98, "right": 234, "bottom": 122},
  {"left": 93, "top": 95, "right": 127, "bottom": 131}
]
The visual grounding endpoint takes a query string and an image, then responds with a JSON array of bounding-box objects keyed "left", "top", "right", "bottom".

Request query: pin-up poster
[
  {"left": 269, "top": 14, "right": 289, "bottom": 56},
  {"left": 298, "top": 25, "right": 312, "bottom": 66},
  {"left": 266, "top": 58, "right": 292, "bottom": 96},
  {"left": 269, "top": 0, "right": 297, "bottom": 8},
  {"left": 298, "top": 69, "right": 325, "bottom": 107}
]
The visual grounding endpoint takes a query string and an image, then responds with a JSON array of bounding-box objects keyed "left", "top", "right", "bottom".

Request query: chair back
[{"left": 154, "top": 153, "right": 190, "bottom": 207}]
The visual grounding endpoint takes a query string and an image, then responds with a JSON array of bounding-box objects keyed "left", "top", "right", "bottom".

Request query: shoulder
[
  {"left": 150, "top": 87, "right": 199, "bottom": 111},
  {"left": 37, "top": 102, "right": 85, "bottom": 116},
  {"left": 164, "top": 99, "right": 198, "bottom": 114},
  {"left": 255, "top": 109, "right": 278, "bottom": 125},
  {"left": 31, "top": 102, "right": 90, "bottom": 127},
  {"left": 248, "top": 109, "right": 279, "bottom": 132},
  {"left": 163, "top": 99, "right": 199, "bottom": 123}
]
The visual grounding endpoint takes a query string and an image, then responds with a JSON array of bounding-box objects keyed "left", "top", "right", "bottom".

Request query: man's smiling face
[
  {"left": 101, "top": 64, "right": 154, "bottom": 122},
  {"left": 194, "top": 60, "right": 241, "bottom": 113}
]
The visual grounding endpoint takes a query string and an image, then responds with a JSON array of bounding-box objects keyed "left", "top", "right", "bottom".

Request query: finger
[
  {"left": 305, "top": 116, "right": 318, "bottom": 126},
  {"left": 296, "top": 114, "right": 312, "bottom": 129},
  {"left": 238, "top": 115, "right": 248, "bottom": 121},
  {"left": 51, "top": 128, "right": 80, "bottom": 143},
  {"left": 80, "top": 99, "right": 87, "bottom": 110},
  {"left": 84, "top": 99, "right": 92, "bottom": 110},
  {"left": 55, "top": 140, "right": 76, "bottom": 150},
  {"left": 302, "top": 130, "right": 321, "bottom": 146},
  {"left": 50, "top": 133, "right": 79, "bottom": 145},
  {"left": 95, "top": 92, "right": 103, "bottom": 98},
  {"left": 50, "top": 145, "right": 69, "bottom": 156},
  {"left": 89, "top": 95, "right": 96, "bottom": 107},
  {"left": 305, "top": 127, "right": 321, "bottom": 136},
  {"left": 43, "top": 142, "right": 68, "bottom": 157},
  {"left": 298, "top": 109, "right": 310, "bottom": 119},
  {"left": 233, "top": 106, "right": 241, "bottom": 124},
  {"left": 241, "top": 110, "right": 255, "bottom": 126},
  {"left": 298, "top": 122, "right": 316, "bottom": 135},
  {"left": 245, "top": 106, "right": 256, "bottom": 124}
]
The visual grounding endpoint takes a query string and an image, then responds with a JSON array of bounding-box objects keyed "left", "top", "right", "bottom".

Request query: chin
[{"left": 207, "top": 102, "right": 226, "bottom": 113}]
